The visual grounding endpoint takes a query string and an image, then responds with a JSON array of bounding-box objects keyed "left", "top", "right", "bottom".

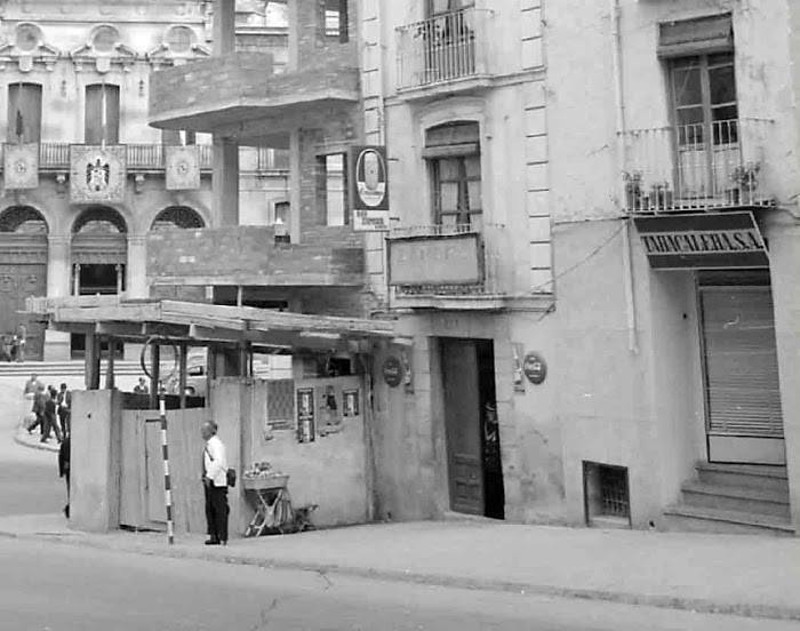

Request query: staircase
[{"left": 664, "top": 462, "right": 794, "bottom": 536}]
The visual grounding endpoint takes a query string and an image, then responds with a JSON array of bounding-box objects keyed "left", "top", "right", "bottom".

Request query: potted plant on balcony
[
  {"left": 729, "top": 161, "right": 761, "bottom": 205},
  {"left": 623, "top": 171, "right": 644, "bottom": 212},
  {"left": 649, "top": 181, "right": 674, "bottom": 211}
]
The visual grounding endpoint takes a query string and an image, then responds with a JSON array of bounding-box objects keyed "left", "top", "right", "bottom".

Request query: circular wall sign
[
  {"left": 382, "top": 355, "right": 403, "bottom": 387},
  {"left": 522, "top": 352, "right": 547, "bottom": 385}
]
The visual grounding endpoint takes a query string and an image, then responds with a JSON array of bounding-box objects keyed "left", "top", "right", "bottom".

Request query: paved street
[
  {"left": 2, "top": 538, "right": 798, "bottom": 631},
  {"left": 0, "top": 380, "right": 65, "bottom": 516},
  {"left": 1, "top": 374, "right": 800, "bottom": 629}
]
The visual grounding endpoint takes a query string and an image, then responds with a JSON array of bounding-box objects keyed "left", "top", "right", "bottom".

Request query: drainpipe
[{"left": 611, "top": 0, "right": 639, "bottom": 354}]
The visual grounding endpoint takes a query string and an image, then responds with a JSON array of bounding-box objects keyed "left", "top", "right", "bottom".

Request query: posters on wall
[{"left": 349, "top": 145, "right": 390, "bottom": 232}]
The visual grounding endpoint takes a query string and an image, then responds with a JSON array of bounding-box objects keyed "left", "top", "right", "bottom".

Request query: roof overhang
[{"left": 25, "top": 296, "right": 396, "bottom": 354}]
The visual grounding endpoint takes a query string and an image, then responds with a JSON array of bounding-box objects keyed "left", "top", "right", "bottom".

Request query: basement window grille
[{"left": 583, "top": 461, "right": 631, "bottom": 527}]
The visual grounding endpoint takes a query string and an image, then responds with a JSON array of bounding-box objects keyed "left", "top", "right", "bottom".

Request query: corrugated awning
[{"left": 658, "top": 14, "right": 733, "bottom": 58}]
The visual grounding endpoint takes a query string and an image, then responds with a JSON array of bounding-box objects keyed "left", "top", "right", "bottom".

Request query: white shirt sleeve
[{"left": 204, "top": 436, "right": 228, "bottom": 487}]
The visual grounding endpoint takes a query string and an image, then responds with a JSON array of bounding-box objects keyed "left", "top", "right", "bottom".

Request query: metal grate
[
  {"left": 267, "top": 379, "right": 295, "bottom": 430},
  {"left": 599, "top": 466, "right": 630, "bottom": 518}
]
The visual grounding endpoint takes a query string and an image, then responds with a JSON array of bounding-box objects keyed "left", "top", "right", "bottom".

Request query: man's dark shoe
[{"left": 204, "top": 538, "right": 220, "bottom": 546}]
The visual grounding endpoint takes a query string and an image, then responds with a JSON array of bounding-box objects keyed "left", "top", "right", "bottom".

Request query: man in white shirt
[{"left": 201, "top": 420, "right": 229, "bottom": 545}]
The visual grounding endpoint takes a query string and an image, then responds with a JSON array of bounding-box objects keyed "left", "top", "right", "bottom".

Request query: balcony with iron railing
[
  {"left": 396, "top": 8, "right": 491, "bottom": 92},
  {"left": 387, "top": 223, "right": 515, "bottom": 310},
  {"left": 621, "top": 118, "right": 776, "bottom": 213},
  {"left": 2, "top": 143, "right": 288, "bottom": 174}
]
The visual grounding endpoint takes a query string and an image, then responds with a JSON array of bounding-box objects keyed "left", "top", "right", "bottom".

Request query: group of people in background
[
  {"left": 23, "top": 374, "right": 71, "bottom": 444},
  {"left": 0, "top": 325, "right": 26, "bottom": 362}
]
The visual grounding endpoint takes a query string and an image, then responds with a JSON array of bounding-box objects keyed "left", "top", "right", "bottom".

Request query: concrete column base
[{"left": 43, "top": 330, "right": 71, "bottom": 362}]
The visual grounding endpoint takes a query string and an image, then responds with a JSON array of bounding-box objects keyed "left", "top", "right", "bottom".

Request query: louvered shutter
[{"left": 701, "top": 287, "right": 783, "bottom": 438}]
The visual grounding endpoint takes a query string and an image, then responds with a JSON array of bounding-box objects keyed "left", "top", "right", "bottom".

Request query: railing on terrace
[
  {"left": 2, "top": 143, "right": 288, "bottom": 172},
  {"left": 388, "top": 222, "right": 510, "bottom": 297},
  {"left": 621, "top": 118, "right": 775, "bottom": 213},
  {"left": 396, "top": 8, "right": 490, "bottom": 90}
]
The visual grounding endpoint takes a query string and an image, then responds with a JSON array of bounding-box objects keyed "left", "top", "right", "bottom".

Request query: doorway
[
  {"left": 698, "top": 270, "right": 785, "bottom": 465},
  {"left": 440, "top": 338, "right": 504, "bottom": 519}
]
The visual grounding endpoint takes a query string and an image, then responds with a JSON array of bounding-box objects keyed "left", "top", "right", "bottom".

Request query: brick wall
[{"left": 146, "top": 226, "right": 365, "bottom": 284}]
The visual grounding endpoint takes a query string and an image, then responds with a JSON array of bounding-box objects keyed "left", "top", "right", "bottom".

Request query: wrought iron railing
[
  {"left": 396, "top": 8, "right": 489, "bottom": 90},
  {"left": 388, "top": 222, "right": 510, "bottom": 297},
  {"left": 621, "top": 118, "right": 775, "bottom": 213}
]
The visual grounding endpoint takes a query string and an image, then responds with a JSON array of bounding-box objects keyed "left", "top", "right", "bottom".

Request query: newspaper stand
[{"left": 243, "top": 474, "right": 293, "bottom": 537}]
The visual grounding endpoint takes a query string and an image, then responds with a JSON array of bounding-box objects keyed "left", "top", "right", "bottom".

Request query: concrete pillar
[
  {"left": 46, "top": 235, "right": 70, "bottom": 297},
  {"left": 213, "top": 135, "right": 239, "bottom": 226},
  {"left": 44, "top": 235, "right": 72, "bottom": 361},
  {"left": 289, "top": 129, "right": 302, "bottom": 243},
  {"left": 70, "top": 389, "right": 122, "bottom": 533},
  {"left": 213, "top": 0, "right": 236, "bottom": 55},
  {"left": 768, "top": 217, "right": 800, "bottom": 534},
  {"left": 126, "top": 235, "right": 148, "bottom": 299}
]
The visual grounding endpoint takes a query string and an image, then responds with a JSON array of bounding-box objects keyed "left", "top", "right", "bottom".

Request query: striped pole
[{"left": 159, "top": 389, "right": 174, "bottom": 545}]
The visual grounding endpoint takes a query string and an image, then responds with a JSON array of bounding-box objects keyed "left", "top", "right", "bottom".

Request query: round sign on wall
[
  {"left": 522, "top": 352, "right": 547, "bottom": 385},
  {"left": 382, "top": 355, "right": 403, "bottom": 387}
]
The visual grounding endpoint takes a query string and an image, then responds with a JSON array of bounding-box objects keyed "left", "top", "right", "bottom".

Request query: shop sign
[
  {"left": 382, "top": 355, "right": 403, "bottom": 387},
  {"left": 388, "top": 232, "right": 481, "bottom": 286},
  {"left": 349, "top": 145, "right": 390, "bottom": 232},
  {"left": 633, "top": 212, "right": 768, "bottom": 270},
  {"left": 523, "top": 352, "right": 547, "bottom": 385}
]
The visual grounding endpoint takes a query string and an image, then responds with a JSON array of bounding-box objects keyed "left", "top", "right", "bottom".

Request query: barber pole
[{"left": 159, "top": 390, "right": 174, "bottom": 545}]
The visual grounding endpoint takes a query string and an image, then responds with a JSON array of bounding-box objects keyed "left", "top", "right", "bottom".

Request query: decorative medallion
[
  {"left": 165, "top": 145, "right": 200, "bottom": 190},
  {"left": 3, "top": 143, "right": 39, "bottom": 190},
  {"left": 70, "top": 145, "right": 126, "bottom": 203}
]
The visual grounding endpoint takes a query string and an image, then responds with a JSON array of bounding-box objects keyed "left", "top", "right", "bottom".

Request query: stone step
[
  {"left": 696, "top": 461, "right": 789, "bottom": 494},
  {"left": 681, "top": 481, "right": 790, "bottom": 518},
  {"left": 663, "top": 505, "right": 794, "bottom": 537}
]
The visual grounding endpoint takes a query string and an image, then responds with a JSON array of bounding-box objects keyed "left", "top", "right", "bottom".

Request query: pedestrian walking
[
  {"left": 28, "top": 383, "right": 47, "bottom": 436},
  {"left": 56, "top": 383, "right": 71, "bottom": 438},
  {"left": 58, "top": 432, "right": 71, "bottom": 519},
  {"left": 23, "top": 373, "right": 42, "bottom": 397},
  {"left": 201, "top": 420, "right": 229, "bottom": 546},
  {"left": 43, "top": 386, "right": 62, "bottom": 443}
]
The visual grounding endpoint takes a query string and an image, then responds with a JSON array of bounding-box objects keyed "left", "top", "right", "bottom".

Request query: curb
[
  {"left": 13, "top": 426, "right": 60, "bottom": 453},
  {"left": 2, "top": 528, "right": 799, "bottom": 622}
]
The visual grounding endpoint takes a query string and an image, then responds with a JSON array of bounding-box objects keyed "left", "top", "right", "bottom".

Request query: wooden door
[
  {"left": 442, "top": 339, "right": 483, "bottom": 515},
  {"left": 0, "top": 235, "right": 47, "bottom": 360}
]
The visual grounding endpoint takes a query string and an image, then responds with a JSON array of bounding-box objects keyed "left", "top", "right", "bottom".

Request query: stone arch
[
  {"left": 0, "top": 205, "right": 48, "bottom": 233},
  {"left": 150, "top": 206, "right": 206, "bottom": 231},
  {"left": 72, "top": 205, "right": 128, "bottom": 234}
]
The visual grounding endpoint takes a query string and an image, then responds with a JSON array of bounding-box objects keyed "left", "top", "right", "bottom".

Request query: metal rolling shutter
[{"left": 700, "top": 287, "right": 784, "bottom": 438}]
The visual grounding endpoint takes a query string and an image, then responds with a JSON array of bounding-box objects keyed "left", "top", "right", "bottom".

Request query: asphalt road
[
  {"left": 1, "top": 379, "right": 798, "bottom": 630},
  {"left": 2, "top": 538, "right": 798, "bottom": 631}
]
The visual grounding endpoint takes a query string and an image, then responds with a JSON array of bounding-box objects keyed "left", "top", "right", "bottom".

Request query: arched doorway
[
  {"left": 0, "top": 206, "right": 48, "bottom": 360},
  {"left": 151, "top": 206, "right": 205, "bottom": 231},
  {"left": 70, "top": 206, "right": 127, "bottom": 358}
]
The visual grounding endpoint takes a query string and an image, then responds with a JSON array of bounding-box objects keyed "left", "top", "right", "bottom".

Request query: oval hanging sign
[
  {"left": 382, "top": 355, "right": 403, "bottom": 387},
  {"left": 522, "top": 352, "right": 547, "bottom": 385}
]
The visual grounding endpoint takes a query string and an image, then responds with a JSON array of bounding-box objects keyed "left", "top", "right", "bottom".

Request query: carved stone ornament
[
  {"left": 3, "top": 143, "right": 39, "bottom": 190},
  {"left": 165, "top": 145, "right": 200, "bottom": 190},
  {"left": 70, "top": 145, "right": 127, "bottom": 204}
]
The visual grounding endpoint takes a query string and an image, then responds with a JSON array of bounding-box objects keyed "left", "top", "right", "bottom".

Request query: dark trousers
[
  {"left": 41, "top": 413, "right": 62, "bottom": 442},
  {"left": 204, "top": 483, "right": 229, "bottom": 542}
]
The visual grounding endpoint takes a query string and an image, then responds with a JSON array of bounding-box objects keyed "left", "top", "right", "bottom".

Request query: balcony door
[
  {"left": 423, "top": 0, "right": 476, "bottom": 83},
  {"left": 85, "top": 84, "right": 120, "bottom": 145},
  {"left": 670, "top": 53, "right": 739, "bottom": 202},
  {"left": 7, "top": 83, "right": 42, "bottom": 143}
]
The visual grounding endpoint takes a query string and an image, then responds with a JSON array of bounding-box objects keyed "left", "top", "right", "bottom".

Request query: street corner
[
  {"left": 14, "top": 422, "right": 60, "bottom": 453},
  {"left": 0, "top": 513, "right": 78, "bottom": 540}
]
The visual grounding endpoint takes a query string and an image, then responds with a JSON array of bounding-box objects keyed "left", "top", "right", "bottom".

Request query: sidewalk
[{"left": 0, "top": 510, "right": 798, "bottom": 621}]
